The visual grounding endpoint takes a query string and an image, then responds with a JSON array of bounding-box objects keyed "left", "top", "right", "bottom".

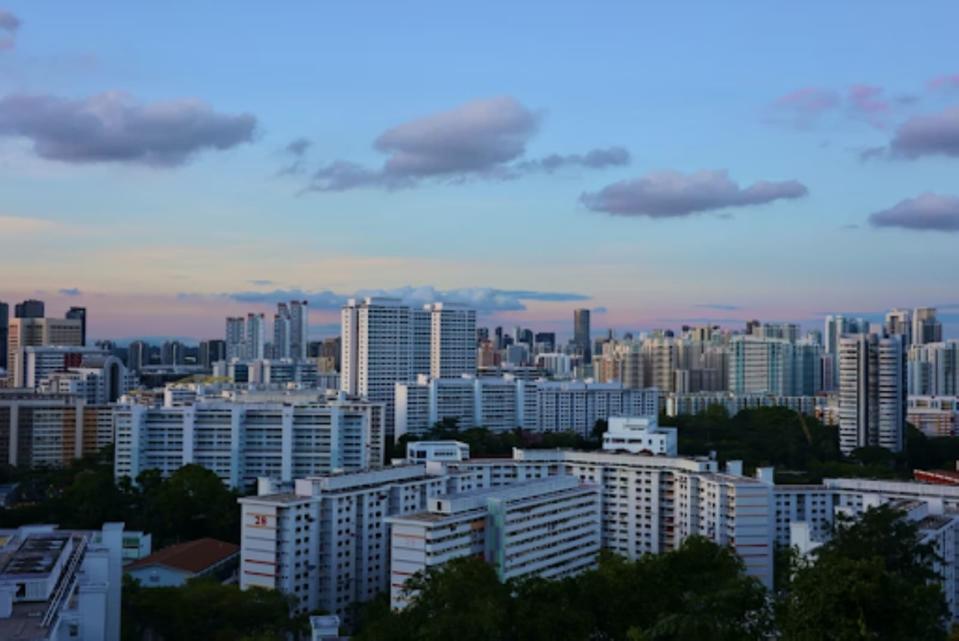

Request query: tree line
[{"left": 356, "top": 505, "right": 953, "bottom": 641}]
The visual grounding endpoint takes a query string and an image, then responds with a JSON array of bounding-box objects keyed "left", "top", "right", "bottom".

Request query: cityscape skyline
[{"left": 2, "top": 3, "right": 959, "bottom": 341}]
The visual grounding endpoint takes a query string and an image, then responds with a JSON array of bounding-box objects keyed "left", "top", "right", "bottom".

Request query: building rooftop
[{"left": 127, "top": 538, "right": 238, "bottom": 574}]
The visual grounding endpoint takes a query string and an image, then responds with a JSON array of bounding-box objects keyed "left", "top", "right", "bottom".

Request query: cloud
[
  {"left": 302, "top": 97, "right": 625, "bottom": 192},
  {"left": 889, "top": 106, "right": 959, "bottom": 159},
  {"left": 846, "top": 84, "right": 891, "bottom": 127},
  {"left": 58, "top": 287, "right": 81, "bottom": 296},
  {"left": 0, "top": 91, "right": 256, "bottom": 166},
  {"left": 180, "top": 285, "right": 590, "bottom": 313},
  {"left": 517, "top": 146, "right": 631, "bottom": 173},
  {"left": 592, "top": 306, "right": 608, "bottom": 314},
  {"left": 247, "top": 279, "right": 274, "bottom": 286},
  {"left": 868, "top": 193, "right": 959, "bottom": 232},
  {"left": 929, "top": 75, "right": 959, "bottom": 91},
  {"left": 0, "top": 10, "right": 19, "bottom": 51},
  {"left": 695, "top": 303, "right": 742, "bottom": 311},
  {"left": 277, "top": 137, "right": 311, "bottom": 175},
  {"left": 857, "top": 145, "right": 887, "bottom": 162},
  {"left": 766, "top": 88, "right": 840, "bottom": 127},
  {"left": 580, "top": 170, "right": 808, "bottom": 218}
]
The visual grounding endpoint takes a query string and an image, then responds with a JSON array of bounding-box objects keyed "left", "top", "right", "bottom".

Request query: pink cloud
[
  {"left": 929, "top": 74, "right": 959, "bottom": 91},
  {"left": 769, "top": 87, "right": 840, "bottom": 126}
]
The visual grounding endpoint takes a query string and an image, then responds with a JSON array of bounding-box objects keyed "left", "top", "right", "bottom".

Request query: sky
[{"left": 1, "top": 1, "right": 959, "bottom": 342}]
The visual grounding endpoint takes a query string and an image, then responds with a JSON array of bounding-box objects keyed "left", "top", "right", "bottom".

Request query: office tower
[
  {"left": 14, "top": 298, "right": 44, "bottom": 319},
  {"left": 0, "top": 301, "right": 7, "bottom": 370},
  {"left": 273, "top": 303, "right": 291, "bottom": 359},
  {"left": 838, "top": 333, "right": 905, "bottom": 455},
  {"left": 494, "top": 326, "right": 503, "bottom": 349},
  {"left": 65, "top": 306, "right": 87, "bottom": 346},
  {"left": 476, "top": 327, "right": 489, "bottom": 345},
  {"left": 198, "top": 339, "right": 227, "bottom": 369},
  {"left": 884, "top": 308, "right": 912, "bottom": 346},
  {"left": 823, "top": 315, "right": 870, "bottom": 390},
  {"left": 127, "top": 340, "right": 148, "bottom": 371},
  {"left": 760, "top": 323, "right": 799, "bottom": 342},
  {"left": 161, "top": 340, "right": 186, "bottom": 365},
  {"left": 289, "top": 300, "right": 309, "bottom": 360},
  {"left": 245, "top": 313, "right": 266, "bottom": 360},
  {"left": 427, "top": 303, "right": 476, "bottom": 379},
  {"left": 729, "top": 336, "right": 794, "bottom": 395},
  {"left": 6, "top": 317, "right": 83, "bottom": 387},
  {"left": 573, "top": 309, "right": 591, "bottom": 363},
  {"left": 913, "top": 307, "right": 943, "bottom": 346},
  {"left": 225, "top": 316, "right": 245, "bottom": 360}
]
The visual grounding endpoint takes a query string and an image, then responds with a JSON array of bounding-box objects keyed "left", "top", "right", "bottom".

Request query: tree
[{"left": 778, "top": 505, "right": 949, "bottom": 641}]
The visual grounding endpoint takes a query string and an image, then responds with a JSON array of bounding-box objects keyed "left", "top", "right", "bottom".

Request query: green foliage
[
  {"left": 0, "top": 451, "right": 240, "bottom": 547},
  {"left": 355, "top": 537, "right": 772, "bottom": 641},
  {"left": 393, "top": 423, "right": 600, "bottom": 460},
  {"left": 122, "top": 576, "right": 305, "bottom": 641},
  {"left": 777, "top": 505, "right": 949, "bottom": 641}
]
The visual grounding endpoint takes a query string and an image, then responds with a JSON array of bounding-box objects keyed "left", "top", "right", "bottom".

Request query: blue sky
[{"left": 1, "top": 1, "right": 958, "bottom": 340}]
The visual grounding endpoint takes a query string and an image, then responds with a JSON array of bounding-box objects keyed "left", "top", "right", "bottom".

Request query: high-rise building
[
  {"left": 245, "top": 313, "right": 266, "bottom": 360},
  {"left": 14, "top": 298, "right": 44, "bottom": 319},
  {"left": 0, "top": 301, "right": 7, "bottom": 371},
  {"left": 273, "top": 303, "right": 291, "bottom": 359},
  {"left": 884, "top": 308, "right": 912, "bottom": 347},
  {"left": 225, "top": 316, "right": 245, "bottom": 360},
  {"left": 65, "top": 306, "right": 87, "bottom": 346},
  {"left": 838, "top": 333, "right": 906, "bottom": 455},
  {"left": 823, "top": 315, "right": 870, "bottom": 390},
  {"left": 907, "top": 341, "right": 959, "bottom": 396},
  {"left": 427, "top": 303, "right": 476, "bottom": 379},
  {"left": 573, "top": 309, "right": 591, "bottom": 363},
  {"left": 913, "top": 307, "right": 943, "bottom": 346},
  {"left": 289, "top": 300, "right": 309, "bottom": 361},
  {"left": 126, "top": 340, "right": 149, "bottom": 372},
  {"left": 6, "top": 317, "right": 83, "bottom": 387},
  {"left": 198, "top": 339, "right": 227, "bottom": 369},
  {"left": 161, "top": 340, "right": 186, "bottom": 365},
  {"left": 341, "top": 298, "right": 474, "bottom": 436}
]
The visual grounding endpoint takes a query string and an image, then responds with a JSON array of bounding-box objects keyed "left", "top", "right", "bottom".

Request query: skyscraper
[
  {"left": 273, "top": 303, "right": 291, "bottom": 359},
  {"left": 127, "top": 340, "right": 149, "bottom": 371},
  {"left": 823, "top": 315, "right": 870, "bottom": 390},
  {"left": 574, "top": 309, "right": 591, "bottom": 364},
  {"left": 65, "top": 306, "right": 87, "bottom": 346},
  {"left": 341, "top": 298, "right": 476, "bottom": 436},
  {"left": 14, "top": 299, "right": 44, "bottom": 319},
  {"left": 6, "top": 317, "right": 83, "bottom": 386},
  {"left": 913, "top": 307, "right": 943, "bottom": 346},
  {"left": 427, "top": 303, "right": 476, "bottom": 379},
  {"left": 226, "top": 317, "right": 245, "bottom": 360},
  {"left": 289, "top": 300, "right": 309, "bottom": 361},
  {"left": 0, "top": 301, "right": 7, "bottom": 371},
  {"left": 884, "top": 308, "right": 912, "bottom": 347},
  {"left": 245, "top": 313, "right": 266, "bottom": 360},
  {"left": 838, "top": 333, "right": 905, "bottom": 455}
]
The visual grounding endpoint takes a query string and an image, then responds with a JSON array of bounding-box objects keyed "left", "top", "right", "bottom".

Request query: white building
[
  {"left": 406, "top": 440, "right": 470, "bottom": 463},
  {"left": 114, "top": 396, "right": 385, "bottom": 488},
  {"left": 908, "top": 341, "right": 959, "bottom": 396},
  {"left": 602, "top": 416, "right": 677, "bottom": 456},
  {"left": 0, "top": 523, "right": 124, "bottom": 641},
  {"left": 838, "top": 333, "right": 906, "bottom": 454},
  {"left": 427, "top": 303, "right": 476, "bottom": 379},
  {"left": 245, "top": 313, "right": 267, "bottom": 361},
  {"left": 226, "top": 317, "right": 245, "bottom": 361},
  {"left": 664, "top": 392, "right": 818, "bottom": 418},
  {"left": 387, "top": 476, "right": 601, "bottom": 609},
  {"left": 907, "top": 395, "right": 959, "bottom": 437}
]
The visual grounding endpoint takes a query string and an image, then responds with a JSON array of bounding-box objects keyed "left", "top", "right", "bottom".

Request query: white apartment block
[
  {"left": 602, "top": 416, "right": 677, "bottom": 456},
  {"left": 405, "top": 440, "right": 470, "bottom": 463},
  {"left": 114, "top": 397, "right": 385, "bottom": 488},
  {"left": 239, "top": 465, "right": 451, "bottom": 622},
  {"left": 426, "top": 303, "right": 476, "bottom": 379},
  {"left": 0, "top": 523, "right": 124, "bottom": 641},
  {"left": 395, "top": 376, "right": 658, "bottom": 438},
  {"left": 387, "top": 476, "right": 601, "bottom": 609},
  {"left": 664, "top": 392, "right": 818, "bottom": 418},
  {"left": 908, "top": 341, "right": 959, "bottom": 396}
]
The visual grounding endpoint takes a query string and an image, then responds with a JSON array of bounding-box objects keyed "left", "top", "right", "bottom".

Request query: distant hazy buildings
[
  {"left": 6, "top": 316, "right": 83, "bottom": 387},
  {"left": 914, "top": 307, "right": 944, "bottom": 346},
  {"left": 573, "top": 309, "right": 591, "bottom": 364}
]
